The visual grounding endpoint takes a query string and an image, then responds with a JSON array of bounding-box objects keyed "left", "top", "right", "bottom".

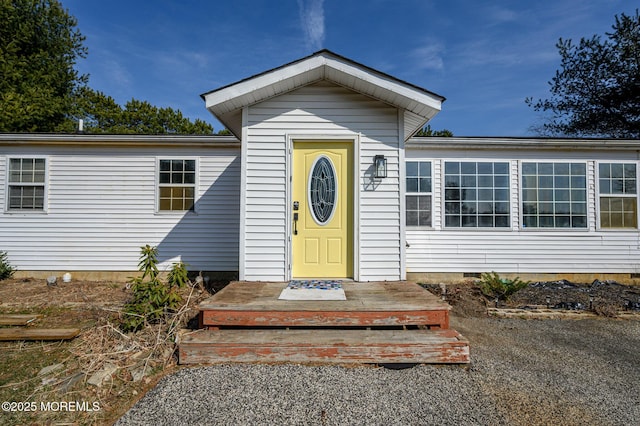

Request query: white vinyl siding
[
  {"left": 405, "top": 147, "right": 640, "bottom": 274},
  {"left": 0, "top": 145, "right": 240, "bottom": 272},
  {"left": 243, "top": 81, "right": 401, "bottom": 281}
]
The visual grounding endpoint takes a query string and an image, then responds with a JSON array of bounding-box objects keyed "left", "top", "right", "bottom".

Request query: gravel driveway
[{"left": 116, "top": 317, "right": 640, "bottom": 425}]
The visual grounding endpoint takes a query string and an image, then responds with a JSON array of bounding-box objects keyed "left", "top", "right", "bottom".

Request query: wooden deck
[
  {"left": 180, "top": 281, "right": 469, "bottom": 365},
  {"left": 199, "top": 281, "right": 451, "bottom": 329}
]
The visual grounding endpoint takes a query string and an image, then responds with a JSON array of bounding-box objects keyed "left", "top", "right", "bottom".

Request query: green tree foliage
[
  {"left": 0, "top": 0, "right": 87, "bottom": 132},
  {"left": 414, "top": 124, "right": 454, "bottom": 137},
  {"left": 527, "top": 10, "right": 640, "bottom": 138},
  {"left": 57, "top": 87, "right": 214, "bottom": 134},
  {"left": 1, "top": 0, "right": 214, "bottom": 134}
]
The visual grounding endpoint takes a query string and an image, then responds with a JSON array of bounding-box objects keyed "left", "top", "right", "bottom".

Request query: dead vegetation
[{"left": 0, "top": 277, "right": 217, "bottom": 425}]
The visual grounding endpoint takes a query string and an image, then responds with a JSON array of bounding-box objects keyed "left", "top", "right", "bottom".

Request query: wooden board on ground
[
  {"left": 179, "top": 328, "right": 470, "bottom": 364},
  {"left": 0, "top": 314, "right": 42, "bottom": 326},
  {"left": 0, "top": 328, "right": 80, "bottom": 341}
]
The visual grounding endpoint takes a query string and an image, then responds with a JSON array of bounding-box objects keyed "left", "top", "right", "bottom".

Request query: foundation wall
[{"left": 407, "top": 272, "right": 640, "bottom": 286}]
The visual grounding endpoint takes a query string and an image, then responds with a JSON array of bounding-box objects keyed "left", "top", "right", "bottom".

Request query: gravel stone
[{"left": 116, "top": 317, "right": 640, "bottom": 425}]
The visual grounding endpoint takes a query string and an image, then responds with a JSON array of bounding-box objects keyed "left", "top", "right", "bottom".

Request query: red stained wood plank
[
  {"left": 201, "top": 309, "right": 449, "bottom": 328},
  {"left": 179, "top": 329, "right": 469, "bottom": 364}
]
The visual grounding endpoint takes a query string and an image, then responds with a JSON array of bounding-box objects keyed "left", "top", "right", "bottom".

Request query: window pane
[
  {"left": 462, "top": 215, "right": 477, "bottom": 227},
  {"left": 445, "top": 176, "right": 459, "bottom": 188},
  {"left": 538, "top": 163, "right": 553, "bottom": 175},
  {"left": 172, "top": 173, "right": 183, "bottom": 184},
  {"left": 478, "top": 162, "right": 493, "bottom": 174},
  {"left": 571, "top": 163, "right": 586, "bottom": 175},
  {"left": 445, "top": 215, "right": 460, "bottom": 227},
  {"left": 495, "top": 215, "right": 509, "bottom": 227},
  {"left": 461, "top": 162, "right": 476, "bottom": 174},
  {"left": 554, "top": 163, "right": 569, "bottom": 175},
  {"left": 478, "top": 175, "right": 493, "bottom": 187},
  {"left": 184, "top": 172, "right": 196, "bottom": 185},
  {"left": 406, "top": 178, "right": 418, "bottom": 193},
  {"left": 522, "top": 163, "right": 536, "bottom": 175},
  {"left": 418, "top": 195, "right": 431, "bottom": 210},
  {"left": 445, "top": 189, "right": 460, "bottom": 201},
  {"left": 419, "top": 162, "right": 431, "bottom": 176},
  {"left": 406, "top": 195, "right": 418, "bottom": 210},
  {"left": 523, "top": 216, "right": 537, "bottom": 228},
  {"left": 494, "top": 162, "right": 508, "bottom": 174},
  {"left": 611, "top": 163, "right": 624, "bottom": 178},
  {"left": 445, "top": 162, "right": 459, "bottom": 174},
  {"left": 406, "top": 211, "right": 418, "bottom": 226},
  {"left": 493, "top": 175, "right": 509, "bottom": 188},
  {"left": 478, "top": 215, "right": 493, "bottom": 227},
  {"left": 418, "top": 209, "right": 431, "bottom": 226},
  {"left": 160, "top": 160, "right": 171, "bottom": 171},
  {"left": 419, "top": 177, "right": 431, "bottom": 193},
  {"left": 406, "top": 162, "right": 418, "bottom": 177},
  {"left": 625, "top": 179, "right": 636, "bottom": 194},
  {"left": 624, "top": 164, "right": 636, "bottom": 178},
  {"left": 445, "top": 202, "right": 460, "bottom": 214}
]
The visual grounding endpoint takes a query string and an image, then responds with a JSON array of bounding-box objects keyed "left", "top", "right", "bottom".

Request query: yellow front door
[{"left": 292, "top": 142, "right": 353, "bottom": 278}]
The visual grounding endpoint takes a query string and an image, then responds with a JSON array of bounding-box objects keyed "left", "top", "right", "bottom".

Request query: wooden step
[
  {"left": 0, "top": 328, "right": 80, "bottom": 341},
  {"left": 199, "top": 282, "right": 451, "bottom": 329},
  {"left": 0, "top": 314, "right": 42, "bottom": 326},
  {"left": 178, "top": 329, "right": 470, "bottom": 365}
]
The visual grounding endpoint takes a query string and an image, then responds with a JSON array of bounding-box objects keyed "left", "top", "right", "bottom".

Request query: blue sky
[{"left": 63, "top": 0, "right": 633, "bottom": 136}]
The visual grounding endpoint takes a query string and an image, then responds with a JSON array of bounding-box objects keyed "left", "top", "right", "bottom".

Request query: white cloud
[
  {"left": 297, "top": 0, "right": 325, "bottom": 50},
  {"left": 411, "top": 41, "right": 445, "bottom": 71}
]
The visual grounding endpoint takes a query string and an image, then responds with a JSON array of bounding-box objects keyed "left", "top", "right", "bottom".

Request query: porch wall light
[{"left": 374, "top": 155, "right": 387, "bottom": 179}]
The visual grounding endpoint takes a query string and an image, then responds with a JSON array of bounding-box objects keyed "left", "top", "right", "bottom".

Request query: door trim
[{"left": 286, "top": 134, "right": 360, "bottom": 281}]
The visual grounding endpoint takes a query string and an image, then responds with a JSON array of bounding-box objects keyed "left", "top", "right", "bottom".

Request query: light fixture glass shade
[{"left": 374, "top": 155, "right": 387, "bottom": 178}]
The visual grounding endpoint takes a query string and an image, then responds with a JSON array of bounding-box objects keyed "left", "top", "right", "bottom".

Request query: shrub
[
  {"left": 478, "top": 271, "right": 529, "bottom": 301},
  {"left": 121, "top": 245, "right": 186, "bottom": 332},
  {"left": 0, "top": 251, "right": 16, "bottom": 280}
]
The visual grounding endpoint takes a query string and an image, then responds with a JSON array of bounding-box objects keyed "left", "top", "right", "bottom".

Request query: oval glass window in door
[{"left": 309, "top": 156, "right": 337, "bottom": 224}]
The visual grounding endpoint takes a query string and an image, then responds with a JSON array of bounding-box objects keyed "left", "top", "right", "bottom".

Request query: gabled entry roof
[{"left": 201, "top": 50, "right": 445, "bottom": 139}]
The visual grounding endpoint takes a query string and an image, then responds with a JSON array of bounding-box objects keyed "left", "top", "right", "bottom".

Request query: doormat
[{"left": 278, "top": 280, "right": 347, "bottom": 301}]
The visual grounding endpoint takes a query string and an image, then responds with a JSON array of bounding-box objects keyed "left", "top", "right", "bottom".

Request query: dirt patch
[{"left": 422, "top": 279, "right": 640, "bottom": 318}]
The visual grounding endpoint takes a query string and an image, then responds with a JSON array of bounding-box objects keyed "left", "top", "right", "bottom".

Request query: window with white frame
[
  {"left": 158, "top": 159, "right": 196, "bottom": 211},
  {"left": 406, "top": 161, "right": 432, "bottom": 227},
  {"left": 598, "top": 162, "right": 637, "bottom": 228},
  {"left": 8, "top": 158, "right": 46, "bottom": 211},
  {"left": 444, "top": 161, "right": 510, "bottom": 228},
  {"left": 521, "top": 162, "right": 587, "bottom": 228}
]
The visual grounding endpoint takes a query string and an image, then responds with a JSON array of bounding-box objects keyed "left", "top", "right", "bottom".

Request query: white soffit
[{"left": 202, "top": 50, "right": 444, "bottom": 139}]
